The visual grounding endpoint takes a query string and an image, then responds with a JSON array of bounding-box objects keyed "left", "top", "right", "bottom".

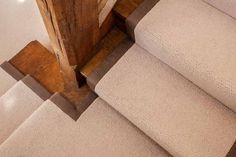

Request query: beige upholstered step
[
  {"left": 134, "top": 0, "right": 236, "bottom": 113},
  {"left": 0, "top": 75, "right": 50, "bottom": 144},
  {"left": 203, "top": 0, "right": 236, "bottom": 19},
  {"left": 0, "top": 61, "right": 23, "bottom": 96},
  {"left": 0, "top": 97, "right": 171, "bottom": 157},
  {"left": 95, "top": 44, "right": 236, "bottom": 157}
]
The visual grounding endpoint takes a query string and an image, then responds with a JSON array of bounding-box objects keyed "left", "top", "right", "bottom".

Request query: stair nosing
[
  {"left": 0, "top": 61, "right": 24, "bottom": 81},
  {"left": 126, "top": 0, "right": 160, "bottom": 40},
  {"left": 21, "top": 75, "right": 51, "bottom": 101},
  {"left": 87, "top": 38, "right": 134, "bottom": 91},
  {"left": 49, "top": 93, "right": 80, "bottom": 121}
]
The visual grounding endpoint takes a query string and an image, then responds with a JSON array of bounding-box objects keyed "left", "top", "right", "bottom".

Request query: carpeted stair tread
[
  {"left": 203, "top": 0, "right": 236, "bottom": 19},
  {"left": 0, "top": 61, "right": 23, "bottom": 96},
  {"left": 0, "top": 75, "right": 50, "bottom": 144},
  {"left": 133, "top": 0, "right": 236, "bottom": 112},
  {"left": 95, "top": 44, "right": 236, "bottom": 157},
  {"left": 0, "top": 97, "right": 171, "bottom": 157}
]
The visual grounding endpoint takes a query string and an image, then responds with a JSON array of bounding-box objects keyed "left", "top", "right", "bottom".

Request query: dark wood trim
[
  {"left": 22, "top": 75, "right": 51, "bottom": 101},
  {"left": 126, "top": 0, "right": 159, "bottom": 40},
  {"left": 1, "top": 61, "right": 24, "bottom": 81},
  {"left": 50, "top": 93, "right": 80, "bottom": 121},
  {"left": 87, "top": 38, "right": 133, "bottom": 90}
]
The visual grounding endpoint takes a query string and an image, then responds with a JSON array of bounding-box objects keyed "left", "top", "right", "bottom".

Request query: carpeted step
[
  {"left": 0, "top": 75, "right": 50, "bottom": 144},
  {"left": 130, "top": 0, "right": 236, "bottom": 113},
  {"left": 203, "top": 0, "right": 236, "bottom": 19},
  {"left": 0, "top": 61, "right": 24, "bottom": 96},
  {"left": 0, "top": 97, "right": 171, "bottom": 157},
  {"left": 94, "top": 43, "right": 236, "bottom": 157}
]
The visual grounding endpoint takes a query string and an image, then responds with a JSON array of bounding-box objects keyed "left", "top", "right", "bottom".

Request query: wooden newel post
[{"left": 36, "top": 0, "right": 100, "bottom": 89}]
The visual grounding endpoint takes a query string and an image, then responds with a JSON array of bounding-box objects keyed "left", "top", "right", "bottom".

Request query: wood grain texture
[
  {"left": 98, "top": 0, "right": 109, "bottom": 14},
  {"left": 81, "top": 27, "right": 126, "bottom": 77},
  {"left": 81, "top": 0, "right": 146, "bottom": 76},
  {"left": 36, "top": 0, "right": 117, "bottom": 87},
  {"left": 36, "top": 0, "right": 100, "bottom": 67},
  {"left": 10, "top": 41, "right": 64, "bottom": 93},
  {"left": 10, "top": 41, "right": 93, "bottom": 110},
  {"left": 100, "top": 12, "right": 116, "bottom": 39},
  {"left": 36, "top": 0, "right": 83, "bottom": 88},
  {"left": 114, "top": 0, "right": 144, "bottom": 19},
  {"left": 8, "top": 0, "right": 145, "bottom": 110}
]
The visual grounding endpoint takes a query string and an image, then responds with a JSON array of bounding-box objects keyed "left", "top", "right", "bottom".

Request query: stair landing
[{"left": 9, "top": 41, "right": 92, "bottom": 112}]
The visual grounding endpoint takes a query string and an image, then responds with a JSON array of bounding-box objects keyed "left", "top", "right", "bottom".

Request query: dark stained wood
[
  {"left": 100, "top": 12, "right": 116, "bottom": 39},
  {"left": 9, "top": 41, "right": 92, "bottom": 110},
  {"left": 81, "top": 27, "right": 126, "bottom": 77},
  {"left": 114, "top": 0, "right": 144, "bottom": 19},
  {"left": 61, "top": 85, "right": 92, "bottom": 112},
  {"left": 226, "top": 141, "right": 236, "bottom": 157},
  {"left": 111, "top": 0, "right": 145, "bottom": 33},
  {"left": 81, "top": 0, "right": 147, "bottom": 77}
]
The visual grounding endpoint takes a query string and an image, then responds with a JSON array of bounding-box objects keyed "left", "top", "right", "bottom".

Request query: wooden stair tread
[
  {"left": 114, "top": 0, "right": 144, "bottom": 19},
  {"left": 7, "top": 0, "right": 146, "bottom": 110},
  {"left": 9, "top": 41, "right": 93, "bottom": 111},
  {"left": 81, "top": 27, "right": 126, "bottom": 77},
  {"left": 9, "top": 40, "right": 64, "bottom": 93}
]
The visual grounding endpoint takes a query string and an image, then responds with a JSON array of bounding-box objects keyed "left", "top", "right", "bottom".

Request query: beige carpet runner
[
  {"left": 203, "top": 0, "right": 236, "bottom": 18},
  {"left": 95, "top": 0, "right": 236, "bottom": 156},
  {"left": 134, "top": 0, "right": 236, "bottom": 112},
  {"left": 0, "top": 97, "right": 171, "bottom": 157},
  {"left": 0, "top": 0, "right": 235, "bottom": 157},
  {"left": 0, "top": 75, "right": 50, "bottom": 144},
  {"left": 95, "top": 44, "right": 236, "bottom": 157},
  {"left": 0, "top": 62, "right": 23, "bottom": 96}
]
